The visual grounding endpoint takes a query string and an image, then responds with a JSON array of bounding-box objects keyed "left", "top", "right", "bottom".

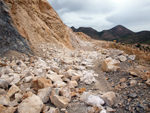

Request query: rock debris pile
[{"left": 0, "top": 43, "right": 149, "bottom": 113}]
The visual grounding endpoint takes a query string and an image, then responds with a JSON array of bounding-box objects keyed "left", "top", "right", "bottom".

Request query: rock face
[
  {"left": 0, "top": 0, "right": 90, "bottom": 56},
  {"left": 0, "top": 0, "right": 32, "bottom": 55}
]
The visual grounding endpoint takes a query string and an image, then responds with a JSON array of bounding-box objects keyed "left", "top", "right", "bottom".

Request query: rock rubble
[{"left": 0, "top": 43, "right": 149, "bottom": 113}]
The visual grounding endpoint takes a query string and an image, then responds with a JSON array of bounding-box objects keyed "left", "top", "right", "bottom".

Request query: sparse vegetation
[
  {"left": 136, "top": 43, "right": 141, "bottom": 48},
  {"left": 109, "top": 42, "right": 150, "bottom": 64}
]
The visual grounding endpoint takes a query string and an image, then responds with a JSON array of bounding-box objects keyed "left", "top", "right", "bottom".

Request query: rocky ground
[{"left": 0, "top": 41, "right": 150, "bottom": 113}]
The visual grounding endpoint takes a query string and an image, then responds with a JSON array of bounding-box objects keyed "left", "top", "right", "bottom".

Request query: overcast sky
[{"left": 48, "top": 0, "right": 150, "bottom": 32}]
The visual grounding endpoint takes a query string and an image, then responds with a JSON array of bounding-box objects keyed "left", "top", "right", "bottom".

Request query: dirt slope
[{"left": 0, "top": 0, "right": 90, "bottom": 56}]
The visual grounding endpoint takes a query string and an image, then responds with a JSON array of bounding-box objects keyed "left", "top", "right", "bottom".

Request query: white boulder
[
  {"left": 102, "top": 58, "right": 120, "bottom": 72},
  {"left": 18, "top": 94, "right": 44, "bottom": 113}
]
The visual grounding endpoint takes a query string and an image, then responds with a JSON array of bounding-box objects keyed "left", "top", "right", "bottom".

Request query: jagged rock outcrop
[
  {"left": 0, "top": 0, "right": 89, "bottom": 56},
  {"left": 0, "top": 0, "right": 32, "bottom": 55}
]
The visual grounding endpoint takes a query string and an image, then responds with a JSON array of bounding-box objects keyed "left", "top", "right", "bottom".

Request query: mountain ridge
[{"left": 71, "top": 25, "right": 150, "bottom": 45}]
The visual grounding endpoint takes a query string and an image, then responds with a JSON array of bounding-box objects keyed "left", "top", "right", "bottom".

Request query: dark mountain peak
[
  {"left": 71, "top": 26, "right": 77, "bottom": 31},
  {"left": 108, "top": 25, "right": 134, "bottom": 38},
  {"left": 110, "top": 25, "right": 133, "bottom": 33},
  {"left": 71, "top": 26, "right": 76, "bottom": 29},
  {"left": 78, "top": 27, "right": 98, "bottom": 32},
  {"left": 114, "top": 25, "right": 125, "bottom": 28},
  {"left": 71, "top": 27, "right": 100, "bottom": 40}
]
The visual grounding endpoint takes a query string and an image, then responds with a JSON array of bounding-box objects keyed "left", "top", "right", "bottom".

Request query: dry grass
[{"left": 109, "top": 42, "right": 150, "bottom": 64}]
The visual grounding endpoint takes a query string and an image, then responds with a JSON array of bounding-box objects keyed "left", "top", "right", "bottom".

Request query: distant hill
[
  {"left": 71, "top": 26, "right": 100, "bottom": 40},
  {"left": 122, "top": 31, "right": 150, "bottom": 44},
  {"left": 71, "top": 25, "right": 150, "bottom": 45}
]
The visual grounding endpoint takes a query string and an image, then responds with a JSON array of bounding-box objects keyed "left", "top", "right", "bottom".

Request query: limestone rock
[
  {"left": 119, "top": 78, "right": 127, "bottom": 83},
  {"left": 62, "top": 77, "right": 70, "bottom": 82},
  {"left": 12, "top": 66, "right": 21, "bottom": 73},
  {"left": 9, "top": 75, "right": 20, "bottom": 85},
  {"left": 61, "top": 57, "right": 73, "bottom": 65},
  {"left": 87, "top": 106, "right": 103, "bottom": 113},
  {"left": 61, "top": 108, "right": 66, "bottom": 112},
  {"left": 74, "top": 66, "right": 86, "bottom": 70},
  {"left": 86, "top": 95, "right": 104, "bottom": 107},
  {"left": 71, "top": 75, "right": 80, "bottom": 82},
  {"left": 68, "top": 81, "right": 78, "bottom": 88},
  {"left": 0, "top": 89, "right": 7, "bottom": 95},
  {"left": 31, "top": 77, "right": 53, "bottom": 90},
  {"left": 109, "top": 49, "right": 124, "bottom": 58},
  {"left": 118, "top": 55, "right": 127, "bottom": 62},
  {"left": 0, "top": 79, "right": 9, "bottom": 89},
  {"left": 38, "top": 87, "right": 52, "bottom": 103},
  {"left": 42, "top": 106, "right": 50, "bottom": 113},
  {"left": 106, "top": 106, "right": 116, "bottom": 112},
  {"left": 35, "top": 59, "right": 47, "bottom": 68},
  {"left": 71, "top": 73, "right": 80, "bottom": 82},
  {"left": 21, "top": 91, "right": 34, "bottom": 101},
  {"left": 8, "top": 100, "right": 19, "bottom": 107},
  {"left": 80, "top": 92, "right": 91, "bottom": 102},
  {"left": 120, "top": 82, "right": 128, "bottom": 88},
  {"left": 15, "top": 93, "right": 23, "bottom": 102},
  {"left": 146, "top": 79, "right": 150, "bottom": 86},
  {"left": 10, "top": 78, "right": 20, "bottom": 86},
  {"left": 65, "top": 69, "right": 75, "bottom": 78},
  {"left": 128, "top": 55, "right": 136, "bottom": 60},
  {"left": 24, "top": 76, "right": 33, "bottom": 83},
  {"left": 129, "top": 71, "right": 138, "bottom": 77},
  {"left": 60, "top": 86, "right": 71, "bottom": 101},
  {"left": 7, "top": 85, "right": 20, "bottom": 98},
  {"left": 46, "top": 107, "right": 59, "bottom": 113},
  {"left": 51, "top": 66, "right": 60, "bottom": 74},
  {"left": 130, "top": 80, "right": 137, "bottom": 86},
  {"left": 46, "top": 74, "right": 62, "bottom": 82},
  {"left": 18, "top": 94, "right": 44, "bottom": 113},
  {"left": 50, "top": 88, "right": 60, "bottom": 103},
  {"left": 87, "top": 107, "right": 96, "bottom": 113},
  {"left": 20, "top": 83, "right": 31, "bottom": 92},
  {"left": 100, "top": 109, "right": 107, "bottom": 113},
  {"left": 29, "top": 57, "right": 34, "bottom": 63},
  {"left": 0, "top": 95, "right": 10, "bottom": 105},
  {"left": 80, "top": 71, "right": 96, "bottom": 85},
  {"left": 22, "top": 69, "right": 34, "bottom": 77},
  {"left": 4, "top": 67, "right": 14, "bottom": 74},
  {"left": 34, "top": 68, "right": 45, "bottom": 77},
  {"left": 51, "top": 95, "right": 69, "bottom": 108},
  {"left": 16, "top": 60, "right": 27, "bottom": 71},
  {"left": 53, "top": 81, "right": 66, "bottom": 88},
  {"left": 102, "top": 58, "right": 120, "bottom": 72},
  {"left": 101, "top": 91, "right": 116, "bottom": 107},
  {"left": 0, "top": 105, "right": 17, "bottom": 113}
]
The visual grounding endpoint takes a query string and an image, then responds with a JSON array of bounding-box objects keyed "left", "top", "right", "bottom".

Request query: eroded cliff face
[
  {"left": 1, "top": 0, "right": 87, "bottom": 55},
  {"left": 0, "top": 0, "right": 32, "bottom": 55}
]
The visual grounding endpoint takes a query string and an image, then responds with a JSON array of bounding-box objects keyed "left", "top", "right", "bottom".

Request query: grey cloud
[
  {"left": 48, "top": 0, "right": 150, "bottom": 32},
  {"left": 49, "top": 0, "right": 116, "bottom": 14}
]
